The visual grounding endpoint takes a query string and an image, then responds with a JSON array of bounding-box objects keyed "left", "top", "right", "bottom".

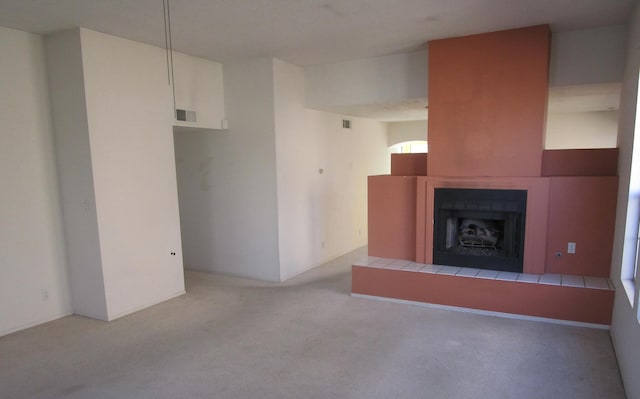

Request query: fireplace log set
[
  {"left": 459, "top": 219, "right": 499, "bottom": 247},
  {"left": 455, "top": 219, "right": 502, "bottom": 257},
  {"left": 434, "top": 188, "right": 526, "bottom": 272}
]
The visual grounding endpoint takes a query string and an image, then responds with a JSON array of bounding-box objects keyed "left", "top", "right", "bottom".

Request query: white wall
[
  {"left": 304, "top": 26, "right": 625, "bottom": 115},
  {"left": 172, "top": 52, "right": 226, "bottom": 130},
  {"left": 273, "top": 59, "right": 390, "bottom": 281},
  {"left": 545, "top": 111, "right": 618, "bottom": 149},
  {"left": 610, "top": 6, "right": 640, "bottom": 399},
  {"left": 174, "top": 57, "right": 281, "bottom": 282},
  {"left": 387, "top": 120, "right": 428, "bottom": 146},
  {"left": 173, "top": 131, "right": 217, "bottom": 272},
  {"left": 46, "top": 28, "right": 186, "bottom": 321},
  {"left": 79, "top": 29, "right": 185, "bottom": 319},
  {"left": 174, "top": 58, "right": 390, "bottom": 282},
  {"left": 45, "top": 28, "right": 108, "bottom": 320},
  {"left": 550, "top": 25, "right": 627, "bottom": 87},
  {"left": 305, "top": 50, "right": 428, "bottom": 110},
  {"left": 0, "top": 27, "right": 72, "bottom": 335}
]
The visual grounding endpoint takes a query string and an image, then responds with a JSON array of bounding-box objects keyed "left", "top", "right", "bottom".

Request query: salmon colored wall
[
  {"left": 352, "top": 266, "right": 614, "bottom": 325},
  {"left": 541, "top": 149, "right": 619, "bottom": 176},
  {"left": 390, "top": 153, "right": 428, "bottom": 176},
  {"left": 361, "top": 25, "right": 618, "bottom": 324},
  {"left": 545, "top": 176, "right": 618, "bottom": 277},
  {"left": 368, "top": 176, "right": 417, "bottom": 260},
  {"left": 415, "top": 177, "right": 549, "bottom": 274},
  {"left": 427, "top": 25, "right": 550, "bottom": 177}
]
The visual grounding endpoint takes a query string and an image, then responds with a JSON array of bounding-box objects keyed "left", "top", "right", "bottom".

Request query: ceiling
[
  {"left": 0, "top": 0, "right": 633, "bottom": 66},
  {"left": 547, "top": 83, "right": 621, "bottom": 113},
  {"left": 323, "top": 99, "right": 429, "bottom": 122},
  {"left": 0, "top": 0, "right": 630, "bottom": 121},
  {"left": 335, "top": 82, "right": 623, "bottom": 122}
]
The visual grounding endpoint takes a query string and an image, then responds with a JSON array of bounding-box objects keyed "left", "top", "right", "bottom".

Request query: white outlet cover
[{"left": 567, "top": 242, "right": 576, "bottom": 254}]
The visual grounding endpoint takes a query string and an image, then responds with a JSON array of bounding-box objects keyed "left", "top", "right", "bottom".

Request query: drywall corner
[{"left": 45, "top": 28, "right": 109, "bottom": 320}]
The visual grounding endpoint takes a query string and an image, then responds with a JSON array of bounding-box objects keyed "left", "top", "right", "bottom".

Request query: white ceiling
[
  {"left": 323, "top": 99, "right": 429, "bottom": 122},
  {"left": 0, "top": 0, "right": 629, "bottom": 121},
  {"left": 548, "top": 83, "right": 621, "bottom": 113},
  {"left": 324, "top": 82, "right": 622, "bottom": 122},
  {"left": 0, "top": 0, "right": 633, "bottom": 66}
]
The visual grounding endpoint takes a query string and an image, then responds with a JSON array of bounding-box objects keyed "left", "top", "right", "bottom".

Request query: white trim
[
  {"left": 106, "top": 290, "right": 186, "bottom": 321},
  {"left": 351, "top": 293, "right": 611, "bottom": 330},
  {"left": 0, "top": 311, "right": 74, "bottom": 338}
]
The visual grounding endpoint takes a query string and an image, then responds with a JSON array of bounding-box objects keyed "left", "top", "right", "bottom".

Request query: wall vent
[
  {"left": 342, "top": 119, "right": 352, "bottom": 129},
  {"left": 176, "top": 109, "right": 197, "bottom": 123}
]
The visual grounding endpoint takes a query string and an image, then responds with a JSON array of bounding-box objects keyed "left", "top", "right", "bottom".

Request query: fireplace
[{"left": 433, "top": 188, "right": 527, "bottom": 272}]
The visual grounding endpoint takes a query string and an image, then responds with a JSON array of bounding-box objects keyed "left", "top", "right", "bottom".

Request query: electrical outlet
[
  {"left": 567, "top": 242, "right": 576, "bottom": 254},
  {"left": 41, "top": 290, "right": 49, "bottom": 301}
]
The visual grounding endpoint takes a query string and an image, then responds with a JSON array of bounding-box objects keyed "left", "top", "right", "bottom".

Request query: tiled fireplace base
[{"left": 352, "top": 257, "right": 615, "bottom": 326}]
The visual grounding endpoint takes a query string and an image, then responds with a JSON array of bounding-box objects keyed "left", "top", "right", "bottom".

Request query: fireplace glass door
[{"left": 433, "top": 188, "right": 527, "bottom": 272}]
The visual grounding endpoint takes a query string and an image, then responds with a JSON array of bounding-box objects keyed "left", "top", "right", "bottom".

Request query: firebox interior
[{"left": 433, "top": 188, "right": 527, "bottom": 272}]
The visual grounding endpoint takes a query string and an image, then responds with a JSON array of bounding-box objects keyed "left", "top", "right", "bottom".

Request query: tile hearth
[
  {"left": 354, "top": 256, "right": 614, "bottom": 290},
  {"left": 352, "top": 256, "right": 616, "bottom": 326}
]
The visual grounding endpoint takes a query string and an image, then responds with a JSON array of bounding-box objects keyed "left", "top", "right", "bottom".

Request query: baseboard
[
  {"left": 0, "top": 311, "right": 73, "bottom": 338},
  {"left": 280, "top": 245, "right": 368, "bottom": 282},
  {"left": 106, "top": 289, "right": 186, "bottom": 321}
]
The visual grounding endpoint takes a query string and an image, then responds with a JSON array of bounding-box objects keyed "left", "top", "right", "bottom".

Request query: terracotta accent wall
[
  {"left": 390, "top": 153, "right": 428, "bottom": 176},
  {"left": 353, "top": 266, "right": 614, "bottom": 325},
  {"left": 427, "top": 25, "right": 550, "bottom": 177},
  {"left": 368, "top": 176, "right": 417, "bottom": 260},
  {"left": 545, "top": 176, "right": 618, "bottom": 277},
  {"left": 541, "top": 149, "right": 618, "bottom": 176},
  {"left": 360, "top": 24, "right": 618, "bottom": 325}
]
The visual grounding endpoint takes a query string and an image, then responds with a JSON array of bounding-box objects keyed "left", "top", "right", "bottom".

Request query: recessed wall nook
[{"left": 353, "top": 25, "right": 619, "bottom": 326}]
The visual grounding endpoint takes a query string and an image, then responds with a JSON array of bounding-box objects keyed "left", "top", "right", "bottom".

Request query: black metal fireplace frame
[{"left": 433, "top": 188, "right": 527, "bottom": 272}]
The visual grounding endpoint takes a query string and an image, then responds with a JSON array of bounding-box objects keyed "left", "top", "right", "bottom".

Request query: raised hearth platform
[{"left": 352, "top": 257, "right": 615, "bottom": 326}]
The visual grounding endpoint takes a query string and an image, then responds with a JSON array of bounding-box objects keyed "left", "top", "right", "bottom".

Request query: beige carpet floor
[{"left": 0, "top": 247, "right": 626, "bottom": 398}]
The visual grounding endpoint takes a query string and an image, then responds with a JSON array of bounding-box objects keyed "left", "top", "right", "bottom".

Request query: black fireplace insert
[{"left": 433, "top": 188, "right": 527, "bottom": 272}]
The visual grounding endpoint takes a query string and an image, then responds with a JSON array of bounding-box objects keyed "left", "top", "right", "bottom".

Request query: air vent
[
  {"left": 342, "top": 119, "right": 351, "bottom": 129},
  {"left": 176, "top": 109, "right": 197, "bottom": 123}
]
